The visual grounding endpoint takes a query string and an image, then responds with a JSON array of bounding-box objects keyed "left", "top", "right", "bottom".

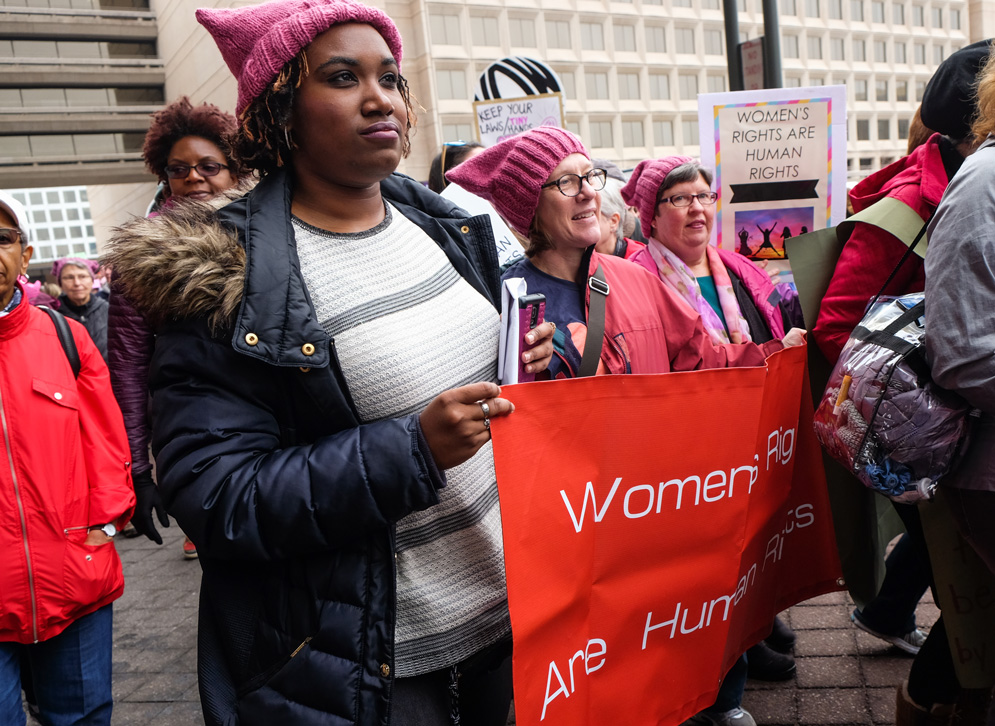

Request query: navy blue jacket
[{"left": 145, "top": 169, "right": 499, "bottom": 726}]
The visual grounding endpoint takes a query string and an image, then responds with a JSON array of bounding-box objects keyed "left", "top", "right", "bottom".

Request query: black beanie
[{"left": 921, "top": 39, "right": 994, "bottom": 140}]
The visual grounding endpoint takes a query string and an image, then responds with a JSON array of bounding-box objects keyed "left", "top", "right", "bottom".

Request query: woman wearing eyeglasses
[
  {"left": 448, "top": 127, "right": 796, "bottom": 380},
  {"left": 622, "top": 157, "right": 794, "bottom": 349},
  {"left": 106, "top": 97, "right": 242, "bottom": 559}
]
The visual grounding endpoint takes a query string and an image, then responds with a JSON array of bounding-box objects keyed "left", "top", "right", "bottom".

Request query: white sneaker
[
  {"left": 851, "top": 609, "right": 925, "bottom": 655},
  {"left": 680, "top": 707, "right": 758, "bottom": 726}
]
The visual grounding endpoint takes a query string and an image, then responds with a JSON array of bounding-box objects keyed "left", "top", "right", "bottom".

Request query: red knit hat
[
  {"left": 196, "top": 0, "right": 403, "bottom": 116},
  {"left": 621, "top": 156, "right": 695, "bottom": 239},
  {"left": 445, "top": 127, "right": 589, "bottom": 236}
]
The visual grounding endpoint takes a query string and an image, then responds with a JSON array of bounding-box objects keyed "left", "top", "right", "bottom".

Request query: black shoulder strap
[
  {"left": 579, "top": 263, "right": 608, "bottom": 377},
  {"left": 39, "top": 305, "right": 80, "bottom": 379}
]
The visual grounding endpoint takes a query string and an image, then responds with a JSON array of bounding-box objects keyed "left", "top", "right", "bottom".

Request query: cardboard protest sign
[
  {"left": 698, "top": 87, "right": 847, "bottom": 283},
  {"left": 491, "top": 346, "right": 842, "bottom": 726},
  {"left": 473, "top": 92, "right": 565, "bottom": 147}
]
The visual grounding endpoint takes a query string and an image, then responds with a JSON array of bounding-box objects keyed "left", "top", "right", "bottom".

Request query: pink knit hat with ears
[
  {"left": 621, "top": 156, "right": 695, "bottom": 239},
  {"left": 196, "top": 0, "right": 403, "bottom": 116},
  {"left": 445, "top": 126, "right": 589, "bottom": 236}
]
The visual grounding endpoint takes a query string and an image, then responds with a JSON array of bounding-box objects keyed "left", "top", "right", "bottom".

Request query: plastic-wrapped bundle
[{"left": 813, "top": 293, "right": 975, "bottom": 503}]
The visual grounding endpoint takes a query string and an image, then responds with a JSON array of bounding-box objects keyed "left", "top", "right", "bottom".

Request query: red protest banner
[{"left": 491, "top": 346, "right": 842, "bottom": 726}]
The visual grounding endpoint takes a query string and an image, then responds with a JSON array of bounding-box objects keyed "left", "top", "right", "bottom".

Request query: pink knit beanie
[
  {"left": 621, "top": 156, "right": 695, "bottom": 239},
  {"left": 196, "top": 0, "right": 404, "bottom": 116},
  {"left": 445, "top": 126, "right": 589, "bottom": 236}
]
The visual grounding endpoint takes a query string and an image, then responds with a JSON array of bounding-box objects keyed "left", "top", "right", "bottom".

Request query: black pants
[{"left": 390, "top": 639, "right": 513, "bottom": 726}]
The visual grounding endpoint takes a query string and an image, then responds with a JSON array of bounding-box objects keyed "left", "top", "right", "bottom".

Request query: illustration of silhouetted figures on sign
[
  {"left": 756, "top": 223, "right": 782, "bottom": 256},
  {"left": 737, "top": 227, "right": 753, "bottom": 256},
  {"left": 782, "top": 226, "right": 792, "bottom": 241}
]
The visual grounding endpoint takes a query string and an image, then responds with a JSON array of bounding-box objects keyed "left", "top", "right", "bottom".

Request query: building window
[
  {"left": 509, "top": 17, "right": 537, "bottom": 47},
  {"left": 853, "top": 39, "right": 866, "bottom": 61},
  {"left": 854, "top": 78, "right": 868, "bottom": 100},
  {"left": 649, "top": 73, "right": 671, "bottom": 99},
  {"left": 546, "top": 20, "right": 572, "bottom": 49},
  {"left": 806, "top": 0, "right": 819, "bottom": 16},
  {"left": 896, "top": 80, "right": 908, "bottom": 101},
  {"left": 874, "top": 40, "right": 886, "bottom": 61},
  {"left": 860, "top": 157, "right": 874, "bottom": 171},
  {"left": 856, "top": 119, "right": 870, "bottom": 140},
  {"left": 702, "top": 0, "right": 721, "bottom": 9},
  {"left": 912, "top": 4, "right": 924, "bottom": 25},
  {"left": 704, "top": 29, "right": 724, "bottom": 55},
  {"left": 893, "top": 3, "right": 905, "bottom": 23},
  {"left": 781, "top": 0, "right": 797, "bottom": 14},
  {"left": 707, "top": 75, "right": 726, "bottom": 92},
  {"left": 622, "top": 120, "right": 644, "bottom": 147},
  {"left": 898, "top": 118, "right": 910, "bottom": 137},
  {"left": 876, "top": 79, "right": 888, "bottom": 100},
  {"left": 436, "top": 69, "right": 467, "bottom": 100},
  {"left": 682, "top": 119, "right": 700, "bottom": 144},
  {"left": 951, "top": 9, "right": 961, "bottom": 29},
  {"left": 783, "top": 35, "right": 800, "bottom": 58},
  {"left": 784, "top": 77, "right": 802, "bottom": 87},
  {"left": 678, "top": 73, "right": 699, "bottom": 99},
  {"left": 934, "top": 45, "right": 944, "bottom": 64},
  {"left": 559, "top": 71, "right": 576, "bottom": 99},
  {"left": 589, "top": 120, "right": 614, "bottom": 148},
  {"left": 828, "top": 0, "right": 843, "bottom": 18},
  {"left": 581, "top": 22, "right": 605, "bottom": 50},
  {"left": 618, "top": 72, "right": 640, "bottom": 99},
  {"left": 675, "top": 27, "right": 695, "bottom": 53},
  {"left": 915, "top": 80, "right": 925, "bottom": 101},
  {"left": 646, "top": 25, "right": 667, "bottom": 53},
  {"left": 894, "top": 42, "right": 906, "bottom": 63},
  {"left": 471, "top": 16, "right": 498, "bottom": 46},
  {"left": 442, "top": 123, "right": 474, "bottom": 142},
  {"left": 614, "top": 23, "right": 636, "bottom": 51},
  {"left": 831, "top": 37, "right": 845, "bottom": 60},
  {"left": 673, "top": 0, "right": 692, "bottom": 6},
  {"left": 878, "top": 119, "right": 890, "bottom": 139},
  {"left": 914, "top": 42, "right": 926, "bottom": 64},
  {"left": 811, "top": 77, "right": 825, "bottom": 85},
  {"left": 430, "top": 13, "right": 461, "bottom": 45},
  {"left": 808, "top": 36, "right": 823, "bottom": 59},
  {"left": 931, "top": 7, "right": 942, "bottom": 27},
  {"left": 585, "top": 72, "right": 610, "bottom": 99},
  {"left": 871, "top": 1, "right": 884, "bottom": 21},
  {"left": 654, "top": 119, "right": 674, "bottom": 146},
  {"left": 850, "top": 0, "right": 864, "bottom": 20}
]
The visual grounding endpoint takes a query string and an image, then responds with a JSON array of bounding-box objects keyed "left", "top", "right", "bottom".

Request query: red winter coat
[
  {"left": 813, "top": 133, "right": 951, "bottom": 362},
  {"left": 588, "top": 253, "right": 782, "bottom": 375},
  {"left": 0, "top": 291, "right": 135, "bottom": 644}
]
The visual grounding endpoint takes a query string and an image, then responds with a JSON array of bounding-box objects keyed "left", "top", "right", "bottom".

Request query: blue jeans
[
  {"left": 705, "top": 655, "right": 747, "bottom": 715},
  {"left": 0, "top": 605, "right": 113, "bottom": 726}
]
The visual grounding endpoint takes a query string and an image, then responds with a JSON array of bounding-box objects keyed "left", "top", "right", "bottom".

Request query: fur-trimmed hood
[{"left": 103, "top": 184, "right": 252, "bottom": 333}]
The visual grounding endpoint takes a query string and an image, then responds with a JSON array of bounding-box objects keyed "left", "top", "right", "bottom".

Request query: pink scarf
[{"left": 647, "top": 239, "right": 752, "bottom": 345}]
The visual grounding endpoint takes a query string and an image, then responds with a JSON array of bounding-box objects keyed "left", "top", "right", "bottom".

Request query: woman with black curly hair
[
  {"left": 106, "top": 1, "right": 555, "bottom": 724},
  {"left": 107, "top": 98, "right": 241, "bottom": 560}
]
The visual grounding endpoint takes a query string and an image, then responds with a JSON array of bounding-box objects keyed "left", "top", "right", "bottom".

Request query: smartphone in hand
[{"left": 518, "top": 293, "right": 546, "bottom": 383}]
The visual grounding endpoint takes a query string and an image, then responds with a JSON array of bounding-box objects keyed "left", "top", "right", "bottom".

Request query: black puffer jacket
[
  {"left": 58, "top": 293, "right": 109, "bottom": 360},
  {"left": 107, "top": 169, "right": 500, "bottom": 726}
]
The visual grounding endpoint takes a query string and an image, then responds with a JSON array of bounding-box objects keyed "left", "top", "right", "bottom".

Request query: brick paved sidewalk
[{"left": 107, "top": 522, "right": 931, "bottom": 725}]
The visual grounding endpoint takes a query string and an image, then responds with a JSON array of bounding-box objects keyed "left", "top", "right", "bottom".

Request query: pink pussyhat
[
  {"left": 445, "top": 126, "right": 589, "bottom": 237},
  {"left": 621, "top": 156, "right": 695, "bottom": 239},
  {"left": 196, "top": 0, "right": 404, "bottom": 116}
]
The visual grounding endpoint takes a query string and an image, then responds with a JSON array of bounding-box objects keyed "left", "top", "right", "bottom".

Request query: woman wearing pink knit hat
[
  {"left": 106, "top": 1, "right": 555, "bottom": 724},
  {"left": 448, "top": 127, "right": 799, "bottom": 380}
]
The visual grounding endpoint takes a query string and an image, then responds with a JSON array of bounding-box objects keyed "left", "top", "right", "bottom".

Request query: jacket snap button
[
  {"left": 245, "top": 332, "right": 259, "bottom": 346},
  {"left": 460, "top": 225, "right": 470, "bottom": 234},
  {"left": 85, "top": 555, "right": 92, "bottom": 561},
  {"left": 54, "top": 392, "right": 63, "bottom": 400},
  {"left": 301, "top": 343, "right": 315, "bottom": 356},
  {"left": 299, "top": 367, "right": 311, "bottom": 373},
  {"left": 380, "top": 663, "right": 390, "bottom": 677}
]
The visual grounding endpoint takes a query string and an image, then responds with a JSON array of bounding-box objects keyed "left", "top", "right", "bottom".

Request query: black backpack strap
[
  {"left": 39, "top": 305, "right": 80, "bottom": 379},
  {"left": 579, "top": 263, "right": 608, "bottom": 377}
]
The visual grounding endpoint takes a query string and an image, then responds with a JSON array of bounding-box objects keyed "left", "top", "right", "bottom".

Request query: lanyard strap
[{"left": 578, "top": 263, "right": 609, "bottom": 377}]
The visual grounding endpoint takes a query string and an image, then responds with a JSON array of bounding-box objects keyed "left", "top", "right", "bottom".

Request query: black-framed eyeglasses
[
  {"left": 164, "top": 162, "right": 229, "bottom": 180},
  {"left": 657, "top": 191, "right": 719, "bottom": 208},
  {"left": 541, "top": 168, "right": 608, "bottom": 197},
  {"left": 0, "top": 228, "right": 21, "bottom": 247}
]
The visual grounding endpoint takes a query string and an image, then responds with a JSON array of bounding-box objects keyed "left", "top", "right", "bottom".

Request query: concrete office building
[{"left": 1, "top": 0, "right": 985, "bottom": 237}]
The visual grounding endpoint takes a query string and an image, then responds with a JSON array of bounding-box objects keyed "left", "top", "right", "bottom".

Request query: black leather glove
[{"left": 131, "top": 469, "right": 169, "bottom": 545}]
